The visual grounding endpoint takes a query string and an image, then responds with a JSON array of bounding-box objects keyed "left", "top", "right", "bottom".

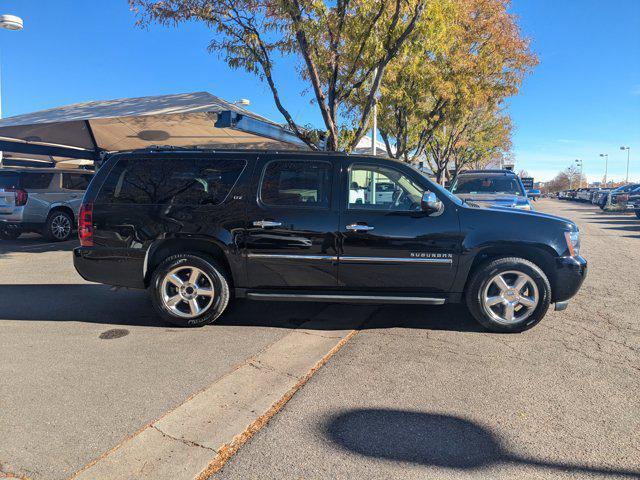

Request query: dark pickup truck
[{"left": 74, "top": 149, "right": 587, "bottom": 333}]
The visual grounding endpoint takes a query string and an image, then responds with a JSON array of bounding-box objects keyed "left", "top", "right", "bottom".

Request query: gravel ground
[{"left": 214, "top": 199, "right": 640, "bottom": 480}]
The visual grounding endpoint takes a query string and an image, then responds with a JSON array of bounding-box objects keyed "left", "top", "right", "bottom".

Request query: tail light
[
  {"left": 7, "top": 188, "right": 28, "bottom": 206},
  {"left": 78, "top": 202, "right": 94, "bottom": 246}
]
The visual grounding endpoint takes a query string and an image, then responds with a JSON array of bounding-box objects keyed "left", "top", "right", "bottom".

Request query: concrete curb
[{"left": 69, "top": 305, "right": 376, "bottom": 480}]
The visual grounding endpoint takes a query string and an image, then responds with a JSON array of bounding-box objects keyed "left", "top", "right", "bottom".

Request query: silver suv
[{"left": 0, "top": 168, "right": 93, "bottom": 241}]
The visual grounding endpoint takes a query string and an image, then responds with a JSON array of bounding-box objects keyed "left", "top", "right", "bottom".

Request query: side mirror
[{"left": 421, "top": 191, "right": 443, "bottom": 215}]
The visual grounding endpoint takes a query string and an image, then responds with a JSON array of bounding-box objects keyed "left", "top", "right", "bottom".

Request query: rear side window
[
  {"left": 97, "top": 158, "right": 246, "bottom": 205},
  {"left": 62, "top": 173, "right": 93, "bottom": 191},
  {"left": 0, "top": 173, "right": 19, "bottom": 189},
  {"left": 260, "top": 160, "right": 332, "bottom": 208},
  {"left": 21, "top": 173, "right": 54, "bottom": 189}
]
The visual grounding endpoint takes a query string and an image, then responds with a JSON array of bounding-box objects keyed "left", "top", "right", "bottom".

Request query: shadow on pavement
[
  {"left": 0, "top": 284, "right": 483, "bottom": 333},
  {"left": 0, "top": 235, "right": 77, "bottom": 254},
  {"left": 324, "top": 408, "right": 640, "bottom": 478}
]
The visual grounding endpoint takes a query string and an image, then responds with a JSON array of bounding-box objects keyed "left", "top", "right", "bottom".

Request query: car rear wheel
[
  {"left": 150, "top": 253, "right": 230, "bottom": 327},
  {"left": 0, "top": 224, "right": 21, "bottom": 240},
  {"left": 45, "top": 210, "right": 73, "bottom": 241},
  {"left": 465, "top": 257, "right": 551, "bottom": 333}
]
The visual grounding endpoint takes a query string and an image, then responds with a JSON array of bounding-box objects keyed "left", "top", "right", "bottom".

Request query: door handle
[
  {"left": 253, "top": 220, "right": 282, "bottom": 228},
  {"left": 346, "top": 223, "right": 374, "bottom": 232}
]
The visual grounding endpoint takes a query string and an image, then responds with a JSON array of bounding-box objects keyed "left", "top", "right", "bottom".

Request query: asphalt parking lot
[{"left": 1, "top": 199, "right": 639, "bottom": 479}]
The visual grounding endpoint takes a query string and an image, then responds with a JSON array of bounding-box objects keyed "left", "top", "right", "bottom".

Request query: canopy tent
[{"left": 0, "top": 91, "right": 309, "bottom": 165}]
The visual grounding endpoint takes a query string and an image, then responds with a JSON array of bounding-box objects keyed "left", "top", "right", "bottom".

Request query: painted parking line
[{"left": 69, "top": 305, "right": 378, "bottom": 480}]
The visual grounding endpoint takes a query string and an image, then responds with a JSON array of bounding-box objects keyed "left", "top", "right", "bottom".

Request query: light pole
[
  {"left": 620, "top": 146, "right": 630, "bottom": 184},
  {"left": 599, "top": 153, "right": 609, "bottom": 186},
  {"left": 0, "top": 14, "right": 24, "bottom": 167},
  {"left": 0, "top": 14, "right": 24, "bottom": 118},
  {"left": 575, "top": 159, "right": 583, "bottom": 187}
]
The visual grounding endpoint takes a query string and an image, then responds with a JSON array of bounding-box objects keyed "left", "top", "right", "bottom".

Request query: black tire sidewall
[
  {"left": 150, "top": 254, "right": 230, "bottom": 327},
  {"left": 46, "top": 211, "right": 73, "bottom": 242},
  {"left": 0, "top": 224, "right": 21, "bottom": 240},
  {"left": 466, "top": 258, "right": 551, "bottom": 333}
]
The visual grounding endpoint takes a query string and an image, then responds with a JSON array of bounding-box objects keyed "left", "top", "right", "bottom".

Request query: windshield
[
  {"left": 451, "top": 174, "right": 525, "bottom": 196},
  {"left": 417, "top": 171, "right": 463, "bottom": 206}
]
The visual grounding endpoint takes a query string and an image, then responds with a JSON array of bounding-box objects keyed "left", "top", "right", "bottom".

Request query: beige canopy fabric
[{"left": 0, "top": 92, "right": 308, "bottom": 164}]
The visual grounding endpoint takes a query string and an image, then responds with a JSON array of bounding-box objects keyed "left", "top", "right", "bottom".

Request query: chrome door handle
[
  {"left": 253, "top": 220, "right": 282, "bottom": 228},
  {"left": 346, "top": 223, "right": 374, "bottom": 231}
]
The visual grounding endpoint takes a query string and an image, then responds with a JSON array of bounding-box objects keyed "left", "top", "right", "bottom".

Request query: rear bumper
[
  {"left": 553, "top": 255, "right": 587, "bottom": 303},
  {"left": 0, "top": 209, "right": 24, "bottom": 223},
  {"left": 74, "top": 247, "right": 146, "bottom": 289}
]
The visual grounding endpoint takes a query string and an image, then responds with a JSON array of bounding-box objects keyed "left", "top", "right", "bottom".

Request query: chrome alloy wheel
[
  {"left": 160, "top": 266, "right": 215, "bottom": 318},
  {"left": 51, "top": 213, "right": 71, "bottom": 240},
  {"left": 481, "top": 270, "right": 539, "bottom": 325}
]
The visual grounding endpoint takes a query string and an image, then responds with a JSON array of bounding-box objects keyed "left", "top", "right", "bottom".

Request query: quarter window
[
  {"left": 97, "top": 158, "right": 246, "bottom": 205},
  {"left": 348, "top": 164, "right": 425, "bottom": 211},
  {"left": 260, "top": 160, "right": 332, "bottom": 208},
  {"left": 21, "top": 173, "right": 54, "bottom": 190},
  {"left": 62, "top": 173, "right": 93, "bottom": 190}
]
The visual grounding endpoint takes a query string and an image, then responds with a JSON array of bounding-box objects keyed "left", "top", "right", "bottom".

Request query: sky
[{"left": 0, "top": 0, "right": 638, "bottom": 183}]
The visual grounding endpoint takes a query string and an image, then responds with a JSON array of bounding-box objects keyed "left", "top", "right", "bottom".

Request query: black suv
[{"left": 73, "top": 149, "right": 587, "bottom": 333}]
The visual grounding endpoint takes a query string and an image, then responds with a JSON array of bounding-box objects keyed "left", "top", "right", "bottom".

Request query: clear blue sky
[{"left": 1, "top": 0, "right": 638, "bottom": 182}]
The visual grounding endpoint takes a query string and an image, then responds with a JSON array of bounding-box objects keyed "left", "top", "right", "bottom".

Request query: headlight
[{"left": 564, "top": 230, "right": 580, "bottom": 256}]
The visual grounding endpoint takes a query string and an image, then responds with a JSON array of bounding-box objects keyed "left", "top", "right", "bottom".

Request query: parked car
[
  {"left": 74, "top": 149, "right": 587, "bottom": 333},
  {"left": 527, "top": 189, "right": 541, "bottom": 201},
  {"left": 449, "top": 169, "right": 534, "bottom": 211},
  {"left": 624, "top": 185, "right": 640, "bottom": 214},
  {"left": 592, "top": 188, "right": 611, "bottom": 205},
  {"left": 0, "top": 168, "right": 94, "bottom": 241},
  {"left": 575, "top": 188, "right": 600, "bottom": 202},
  {"left": 632, "top": 200, "right": 640, "bottom": 219},
  {"left": 606, "top": 184, "right": 640, "bottom": 210}
]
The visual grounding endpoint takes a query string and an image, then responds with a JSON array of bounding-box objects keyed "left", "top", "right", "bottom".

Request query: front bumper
[{"left": 553, "top": 255, "right": 587, "bottom": 303}]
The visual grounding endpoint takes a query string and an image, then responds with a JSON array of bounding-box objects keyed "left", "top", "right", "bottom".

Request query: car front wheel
[
  {"left": 150, "top": 253, "right": 230, "bottom": 327},
  {"left": 466, "top": 257, "right": 551, "bottom": 333}
]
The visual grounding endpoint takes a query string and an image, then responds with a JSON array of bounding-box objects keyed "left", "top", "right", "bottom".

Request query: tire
[
  {"left": 150, "top": 253, "right": 230, "bottom": 327},
  {"left": 465, "top": 257, "right": 551, "bottom": 333},
  {"left": 45, "top": 210, "right": 73, "bottom": 242},
  {"left": 0, "top": 224, "right": 21, "bottom": 240},
  {"left": 635, "top": 210, "right": 640, "bottom": 219}
]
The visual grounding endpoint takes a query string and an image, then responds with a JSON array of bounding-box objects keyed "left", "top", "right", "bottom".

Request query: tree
[
  {"left": 546, "top": 165, "right": 587, "bottom": 193},
  {"left": 365, "top": 0, "right": 536, "bottom": 179},
  {"left": 129, "top": 0, "right": 429, "bottom": 151},
  {"left": 426, "top": 105, "right": 512, "bottom": 183}
]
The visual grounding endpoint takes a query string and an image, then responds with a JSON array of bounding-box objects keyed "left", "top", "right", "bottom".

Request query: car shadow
[
  {"left": 323, "top": 408, "right": 640, "bottom": 478},
  {"left": 0, "top": 284, "right": 484, "bottom": 333},
  {"left": 0, "top": 234, "right": 77, "bottom": 254}
]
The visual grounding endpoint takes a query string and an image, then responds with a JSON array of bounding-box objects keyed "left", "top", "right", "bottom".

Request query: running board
[{"left": 245, "top": 292, "right": 446, "bottom": 305}]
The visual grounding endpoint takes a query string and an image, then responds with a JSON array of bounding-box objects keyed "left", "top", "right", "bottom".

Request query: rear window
[
  {"left": 0, "top": 173, "right": 20, "bottom": 189},
  {"left": 97, "top": 157, "right": 246, "bottom": 205},
  {"left": 21, "top": 173, "right": 54, "bottom": 189},
  {"left": 62, "top": 173, "right": 93, "bottom": 190},
  {"left": 451, "top": 174, "right": 525, "bottom": 196}
]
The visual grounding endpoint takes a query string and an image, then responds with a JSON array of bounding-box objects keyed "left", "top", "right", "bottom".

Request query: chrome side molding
[{"left": 246, "top": 253, "right": 453, "bottom": 265}]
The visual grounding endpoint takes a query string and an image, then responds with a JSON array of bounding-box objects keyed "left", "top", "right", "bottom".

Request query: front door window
[{"left": 348, "top": 164, "right": 425, "bottom": 212}]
